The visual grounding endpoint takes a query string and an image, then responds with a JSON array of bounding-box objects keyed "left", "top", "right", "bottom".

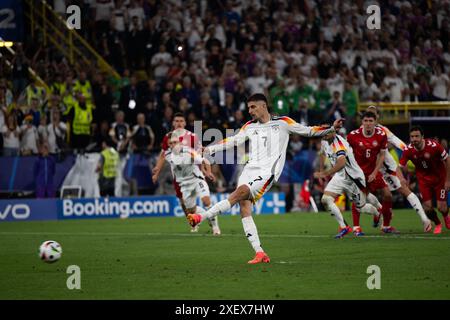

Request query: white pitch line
[
  {"left": 0, "top": 231, "right": 449, "bottom": 240},
  {"left": 275, "top": 261, "right": 302, "bottom": 264}
]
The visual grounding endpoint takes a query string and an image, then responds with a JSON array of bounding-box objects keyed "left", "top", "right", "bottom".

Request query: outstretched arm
[
  {"left": 314, "top": 156, "right": 346, "bottom": 178},
  {"left": 383, "top": 126, "right": 407, "bottom": 150},
  {"left": 286, "top": 117, "right": 343, "bottom": 137},
  {"left": 152, "top": 150, "right": 166, "bottom": 183},
  {"left": 201, "top": 157, "right": 215, "bottom": 182},
  {"left": 319, "top": 152, "right": 326, "bottom": 172},
  {"left": 206, "top": 125, "right": 249, "bottom": 155},
  {"left": 190, "top": 148, "right": 215, "bottom": 182}
]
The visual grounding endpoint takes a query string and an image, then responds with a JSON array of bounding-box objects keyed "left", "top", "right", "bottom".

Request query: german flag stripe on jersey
[
  {"left": 241, "top": 120, "right": 254, "bottom": 130},
  {"left": 216, "top": 120, "right": 253, "bottom": 145},
  {"left": 217, "top": 138, "right": 229, "bottom": 144},
  {"left": 311, "top": 126, "right": 330, "bottom": 133},
  {"left": 252, "top": 175, "right": 275, "bottom": 204},
  {"left": 189, "top": 150, "right": 200, "bottom": 158},
  {"left": 278, "top": 116, "right": 296, "bottom": 125},
  {"left": 331, "top": 139, "right": 346, "bottom": 153}
]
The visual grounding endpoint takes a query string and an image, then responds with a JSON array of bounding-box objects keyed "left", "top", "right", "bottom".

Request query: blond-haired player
[{"left": 165, "top": 129, "right": 220, "bottom": 235}]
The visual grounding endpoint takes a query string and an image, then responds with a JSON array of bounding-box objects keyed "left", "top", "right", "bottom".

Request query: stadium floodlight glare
[
  {"left": 128, "top": 99, "right": 136, "bottom": 109},
  {"left": 0, "top": 41, "right": 14, "bottom": 47},
  {"left": 277, "top": 100, "right": 283, "bottom": 109}
]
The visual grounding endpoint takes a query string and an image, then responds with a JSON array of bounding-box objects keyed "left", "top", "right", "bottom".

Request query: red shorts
[
  {"left": 418, "top": 180, "right": 448, "bottom": 202},
  {"left": 173, "top": 179, "right": 183, "bottom": 199},
  {"left": 366, "top": 172, "right": 387, "bottom": 193}
]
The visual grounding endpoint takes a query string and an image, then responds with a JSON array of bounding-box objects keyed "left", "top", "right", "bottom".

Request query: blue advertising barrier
[
  {"left": 0, "top": 155, "right": 76, "bottom": 191},
  {"left": 0, "top": 192, "right": 285, "bottom": 222},
  {"left": 58, "top": 195, "right": 178, "bottom": 220},
  {"left": 0, "top": 198, "right": 57, "bottom": 221}
]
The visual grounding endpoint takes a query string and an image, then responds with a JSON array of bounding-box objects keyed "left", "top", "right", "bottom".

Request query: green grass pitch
[{"left": 0, "top": 209, "right": 449, "bottom": 300}]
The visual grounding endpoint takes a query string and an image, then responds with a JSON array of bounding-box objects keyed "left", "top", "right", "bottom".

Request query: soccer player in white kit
[
  {"left": 165, "top": 129, "right": 221, "bottom": 235},
  {"left": 187, "top": 93, "right": 344, "bottom": 264},
  {"left": 314, "top": 130, "right": 382, "bottom": 239},
  {"left": 365, "top": 106, "right": 431, "bottom": 231}
]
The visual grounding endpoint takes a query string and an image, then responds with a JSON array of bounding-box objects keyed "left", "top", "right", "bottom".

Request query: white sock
[
  {"left": 407, "top": 193, "right": 429, "bottom": 223},
  {"left": 202, "top": 199, "right": 231, "bottom": 220},
  {"left": 367, "top": 193, "right": 382, "bottom": 210},
  {"left": 200, "top": 205, "right": 218, "bottom": 228},
  {"left": 322, "top": 195, "right": 346, "bottom": 228},
  {"left": 196, "top": 206, "right": 206, "bottom": 214},
  {"left": 242, "top": 216, "right": 263, "bottom": 253},
  {"left": 360, "top": 203, "right": 379, "bottom": 216},
  {"left": 208, "top": 216, "right": 219, "bottom": 229}
]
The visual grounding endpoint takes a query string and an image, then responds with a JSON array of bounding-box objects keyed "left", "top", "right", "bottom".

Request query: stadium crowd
[{"left": 1, "top": 0, "right": 450, "bottom": 200}]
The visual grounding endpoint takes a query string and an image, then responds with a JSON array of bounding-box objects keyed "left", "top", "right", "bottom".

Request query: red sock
[
  {"left": 351, "top": 203, "right": 360, "bottom": 226},
  {"left": 441, "top": 209, "right": 449, "bottom": 218},
  {"left": 381, "top": 201, "right": 392, "bottom": 227}
]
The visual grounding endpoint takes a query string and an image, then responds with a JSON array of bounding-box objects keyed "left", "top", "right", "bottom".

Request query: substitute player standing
[
  {"left": 314, "top": 130, "right": 381, "bottom": 239},
  {"left": 187, "top": 93, "right": 344, "bottom": 264},
  {"left": 164, "top": 129, "right": 221, "bottom": 235},
  {"left": 347, "top": 111, "right": 399, "bottom": 235},
  {"left": 399, "top": 126, "right": 450, "bottom": 234},
  {"left": 365, "top": 106, "right": 431, "bottom": 232}
]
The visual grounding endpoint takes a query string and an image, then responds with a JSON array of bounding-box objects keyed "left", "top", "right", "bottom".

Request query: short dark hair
[
  {"left": 361, "top": 111, "right": 377, "bottom": 120},
  {"left": 247, "top": 93, "right": 268, "bottom": 105},
  {"left": 410, "top": 125, "right": 424, "bottom": 136},
  {"left": 173, "top": 112, "right": 185, "bottom": 120},
  {"left": 102, "top": 137, "right": 115, "bottom": 148}
]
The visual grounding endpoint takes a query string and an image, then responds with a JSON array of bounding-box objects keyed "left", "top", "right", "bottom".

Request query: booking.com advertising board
[{"left": 0, "top": 193, "right": 285, "bottom": 222}]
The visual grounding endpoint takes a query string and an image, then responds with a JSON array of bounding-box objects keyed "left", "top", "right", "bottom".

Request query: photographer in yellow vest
[
  {"left": 67, "top": 93, "right": 94, "bottom": 151},
  {"left": 96, "top": 139, "right": 119, "bottom": 197}
]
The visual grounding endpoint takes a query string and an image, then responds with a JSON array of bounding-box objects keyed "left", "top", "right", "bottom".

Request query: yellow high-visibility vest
[
  {"left": 101, "top": 148, "right": 119, "bottom": 178},
  {"left": 26, "top": 85, "right": 46, "bottom": 105},
  {"left": 72, "top": 102, "right": 93, "bottom": 135},
  {"left": 63, "top": 94, "right": 77, "bottom": 113},
  {"left": 74, "top": 80, "right": 92, "bottom": 101}
]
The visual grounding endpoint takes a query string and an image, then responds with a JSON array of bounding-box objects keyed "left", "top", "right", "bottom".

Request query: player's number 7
[
  {"left": 249, "top": 176, "right": 263, "bottom": 186},
  {"left": 262, "top": 136, "right": 267, "bottom": 147}
]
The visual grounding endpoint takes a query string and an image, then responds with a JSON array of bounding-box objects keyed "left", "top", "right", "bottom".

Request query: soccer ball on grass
[{"left": 39, "top": 240, "right": 62, "bottom": 263}]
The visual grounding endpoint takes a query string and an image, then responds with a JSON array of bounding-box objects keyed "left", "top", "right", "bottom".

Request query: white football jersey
[
  {"left": 208, "top": 116, "right": 335, "bottom": 181},
  {"left": 165, "top": 146, "right": 205, "bottom": 186},
  {"left": 320, "top": 134, "right": 366, "bottom": 187},
  {"left": 377, "top": 124, "right": 407, "bottom": 173}
]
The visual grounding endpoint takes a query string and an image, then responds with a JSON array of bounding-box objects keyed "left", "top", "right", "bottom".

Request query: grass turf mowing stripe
[
  {"left": 0, "top": 231, "right": 449, "bottom": 240},
  {"left": 1, "top": 210, "right": 449, "bottom": 299}
]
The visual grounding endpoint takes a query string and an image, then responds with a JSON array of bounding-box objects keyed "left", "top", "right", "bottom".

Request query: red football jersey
[
  {"left": 347, "top": 127, "right": 388, "bottom": 176},
  {"left": 399, "top": 139, "right": 448, "bottom": 185},
  {"left": 161, "top": 129, "right": 201, "bottom": 151}
]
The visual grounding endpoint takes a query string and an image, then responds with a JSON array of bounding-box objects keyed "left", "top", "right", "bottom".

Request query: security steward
[{"left": 96, "top": 139, "right": 119, "bottom": 197}]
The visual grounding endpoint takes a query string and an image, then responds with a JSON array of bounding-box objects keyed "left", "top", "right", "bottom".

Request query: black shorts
[{"left": 99, "top": 177, "right": 115, "bottom": 196}]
